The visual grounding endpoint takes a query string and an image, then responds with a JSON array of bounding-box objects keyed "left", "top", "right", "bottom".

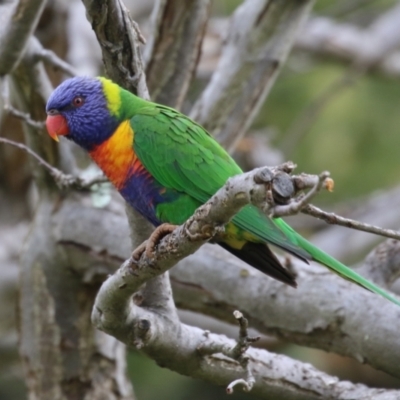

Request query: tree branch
[
  {"left": 357, "top": 239, "right": 400, "bottom": 290},
  {"left": 0, "top": 137, "right": 106, "bottom": 189},
  {"left": 93, "top": 255, "right": 400, "bottom": 399},
  {"left": 296, "top": 3, "right": 400, "bottom": 77},
  {"left": 144, "top": 0, "right": 210, "bottom": 108},
  {"left": 302, "top": 204, "right": 400, "bottom": 242},
  {"left": 46, "top": 189, "right": 400, "bottom": 382},
  {"left": 190, "top": 0, "right": 315, "bottom": 152},
  {"left": 309, "top": 185, "right": 400, "bottom": 261},
  {"left": 82, "top": 0, "right": 149, "bottom": 98},
  {"left": 0, "top": 0, "right": 47, "bottom": 76}
]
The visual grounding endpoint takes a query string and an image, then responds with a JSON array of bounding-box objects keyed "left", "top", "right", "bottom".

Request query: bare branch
[
  {"left": 172, "top": 244, "right": 400, "bottom": 379},
  {"left": 92, "top": 166, "right": 332, "bottom": 341},
  {"left": 356, "top": 239, "right": 400, "bottom": 290},
  {"left": 296, "top": 4, "right": 400, "bottom": 77},
  {"left": 82, "top": 0, "right": 149, "bottom": 99},
  {"left": 0, "top": 137, "right": 106, "bottom": 189},
  {"left": 48, "top": 191, "right": 400, "bottom": 379},
  {"left": 307, "top": 185, "right": 400, "bottom": 261},
  {"left": 0, "top": 0, "right": 47, "bottom": 75},
  {"left": 302, "top": 204, "right": 400, "bottom": 242},
  {"left": 198, "top": 310, "right": 259, "bottom": 394},
  {"left": 144, "top": 0, "right": 210, "bottom": 108},
  {"left": 34, "top": 48, "right": 79, "bottom": 77},
  {"left": 191, "top": 0, "right": 315, "bottom": 152},
  {"left": 90, "top": 232, "right": 400, "bottom": 400}
]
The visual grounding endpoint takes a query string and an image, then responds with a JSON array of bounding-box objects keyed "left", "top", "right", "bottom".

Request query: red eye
[{"left": 72, "top": 96, "right": 84, "bottom": 107}]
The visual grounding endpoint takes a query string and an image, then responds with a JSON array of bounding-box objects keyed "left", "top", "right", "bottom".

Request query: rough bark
[{"left": 44, "top": 192, "right": 400, "bottom": 399}]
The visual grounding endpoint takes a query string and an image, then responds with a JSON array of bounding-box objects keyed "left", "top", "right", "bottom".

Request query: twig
[
  {"left": 198, "top": 310, "right": 260, "bottom": 393},
  {"left": 1, "top": 77, "right": 45, "bottom": 129},
  {"left": 225, "top": 311, "right": 259, "bottom": 394},
  {"left": 53, "top": 197, "right": 400, "bottom": 381},
  {"left": 34, "top": 48, "right": 78, "bottom": 77},
  {"left": 3, "top": 104, "right": 45, "bottom": 129},
  {"left": 190, "top": 0, "right": 315, "bottom": 152},
  {"left": 0, "top": 0, "right": 47, "bottom": 75},
  {"left": 82, "top": 0, "right": 149, "bottom": 99},
  {"left": 0, "top": 137, "right": 106, "bottom": 189},
  {"left": 302, "top": 203, "right": 400, "bottom": 242},
  {"left": 268, "top": 171, "right": 331, "bottom": 217},
  {"left": 93, "top": 165, "right": 333, "bottom": 329}
]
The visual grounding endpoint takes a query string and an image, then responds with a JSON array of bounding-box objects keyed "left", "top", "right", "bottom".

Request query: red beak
[{"left": 46, "top": 114, "right": 69, "bottom": 142}]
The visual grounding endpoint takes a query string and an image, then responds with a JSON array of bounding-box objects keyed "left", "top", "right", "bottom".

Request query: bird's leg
[{"left": 131, "top": 223, "right": 178, "bottom": 262}]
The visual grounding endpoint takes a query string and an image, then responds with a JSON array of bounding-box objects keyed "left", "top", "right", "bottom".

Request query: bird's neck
[{"left": 89, "top": 120, "right": 137, "bottom": 189}]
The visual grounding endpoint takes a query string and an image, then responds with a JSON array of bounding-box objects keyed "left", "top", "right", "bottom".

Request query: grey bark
[
  {"left": 296, "top": 3, "right": 400, "bottom": 75},
  {"left": 2, "top": 0, "right": 400, "bottom": 398},
  {"left": 190, "top": 0, "right": 315, "bottom": 151},
  {"left": 145, "top": 0, "right": 211, "bottom": 108},
  {"left": 10, "top": 30, "right": 135, "bottom": 400},
  {"left": 0, "top": 0, "right": 47, "bottom": 76},
  {"left": 43, "top": 194, "right": 400, "bottom": 381},
  {"left": 44, "top": 191, "right": 400, "bottom": 399}
]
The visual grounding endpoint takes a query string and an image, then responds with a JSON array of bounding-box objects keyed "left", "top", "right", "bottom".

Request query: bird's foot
[{"left": 131, "top": 223, "right": 178, "bottom": 262}]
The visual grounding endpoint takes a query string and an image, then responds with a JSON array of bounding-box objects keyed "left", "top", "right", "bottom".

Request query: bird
[{"left": 46, "top": 76, "right": 400, "bottom": 306}]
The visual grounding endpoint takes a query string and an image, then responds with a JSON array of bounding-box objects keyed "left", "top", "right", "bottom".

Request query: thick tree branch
[
  {"left": 44, "top": 190, "right": 400, "bottom": 380},
  {"left": 296, "top": 4, "right": 400, "bottom": 77},
  {"left": 0, "top": 0, "right": 47, "bottom": 76},
  {"left": 358, "top": 239, "right": 400, "bottom": 290},
  {"left": 144, "top": 0, "right": 210, "bottom": 108},
  {"left": 172, "top": 244, "right": 400, "bottom": 379},
  {"left": 82, "top": 0, "right": 149, "bottom": 98},
  {"left": 92, "top": 255, "right": 400, "bottom": 399},
  {"left": 191, "top": 0, "right": 315, "bottom": 151}
]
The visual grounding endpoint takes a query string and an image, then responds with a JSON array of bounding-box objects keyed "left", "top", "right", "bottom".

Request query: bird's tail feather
[
  {"left": 295, "top": 234, "right": 400, "bottom": 307},
  {"left": 219, "top": 242, "right": 297, "bottom": 288}
]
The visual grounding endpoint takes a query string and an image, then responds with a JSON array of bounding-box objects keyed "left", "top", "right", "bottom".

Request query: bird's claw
[{"left": 129, "top": 223, "right": 178, "bottom": 266}]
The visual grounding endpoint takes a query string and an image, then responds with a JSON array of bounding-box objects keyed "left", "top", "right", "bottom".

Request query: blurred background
[{"left": 2, "top": 0, "right": 400, "bottom": 398}]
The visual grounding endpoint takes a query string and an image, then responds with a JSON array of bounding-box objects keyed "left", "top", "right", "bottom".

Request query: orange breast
[{"left": 89, "top": 120, "right": 136, "bottom": 189}]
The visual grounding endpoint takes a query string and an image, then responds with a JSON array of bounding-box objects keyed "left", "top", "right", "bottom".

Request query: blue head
[{"left": 46, "top": 77, "right": 120, "bottom": 151}]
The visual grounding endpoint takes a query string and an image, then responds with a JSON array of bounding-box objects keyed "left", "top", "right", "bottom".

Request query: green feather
[{"left": 125, "top": 92, "right": 400, "bottom": 306}]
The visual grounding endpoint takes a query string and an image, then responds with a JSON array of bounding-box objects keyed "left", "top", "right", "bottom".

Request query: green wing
[
  {"left": 131, "top": 105, "right": 310, "bottom": 260},
  {"left": 131, "top": 104, "right": 400, "bottom": 307}
]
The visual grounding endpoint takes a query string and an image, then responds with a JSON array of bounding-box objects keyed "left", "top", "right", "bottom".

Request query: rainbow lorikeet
[{"left": 46, "top": 76, "right": 400, "bottom": 306}]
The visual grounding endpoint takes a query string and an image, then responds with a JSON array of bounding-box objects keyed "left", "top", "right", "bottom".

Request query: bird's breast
[{"left": 89, "top": 120, "right": 137, "bottom": 189}]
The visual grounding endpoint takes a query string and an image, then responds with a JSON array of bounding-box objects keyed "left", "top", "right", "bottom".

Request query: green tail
[{"left": 296, "top": 231, "right": 400, "bottom": 307}]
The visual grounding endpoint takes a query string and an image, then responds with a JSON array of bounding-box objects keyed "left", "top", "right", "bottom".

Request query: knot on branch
[
  {"left": 132, "top": 318, "right": 152, "bottom": 349},
  {"left": 359, "top": 239, "right": 400, "bottom": 290}
]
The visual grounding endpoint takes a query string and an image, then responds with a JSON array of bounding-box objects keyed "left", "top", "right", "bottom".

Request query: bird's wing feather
[
  {"left": 131, "top": 105, "right": 400, "bottom": 306},
  {"left": 131, "top": 105, "right": 311, "bottom": 260}
]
